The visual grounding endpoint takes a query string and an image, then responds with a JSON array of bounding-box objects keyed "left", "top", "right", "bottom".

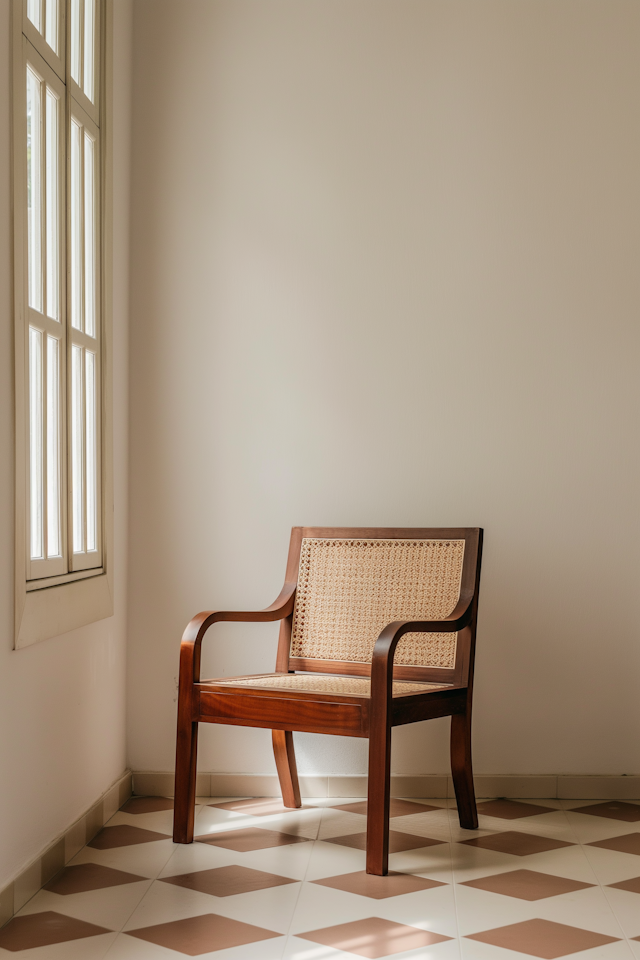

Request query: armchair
[{"left": 173, "top": 527, "right": 483, "bottom": 875}]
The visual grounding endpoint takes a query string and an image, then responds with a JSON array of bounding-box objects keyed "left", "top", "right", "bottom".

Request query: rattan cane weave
[
  {"left": 290, "top": 538, "right": 465, "bottom": 669},
  {"left": 212, "top": 674, "right": 448, "bottom": 698}
]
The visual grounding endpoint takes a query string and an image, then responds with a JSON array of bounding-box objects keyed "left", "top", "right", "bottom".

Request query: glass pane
[
  {"left": 84, "top": 133, "right": 95, "bottom": 336},
  {"left": 45, "top": 0, "right": 58, "bottom": 53},
  {"left": 70, "top": 118, "right": 82, "bottom": 330},
  {"left": 29, "top": 327, "right": 44, "bottom": 560},
  {"left": 85, "top": 351, "right": 97, "bottom": 552},
  {"left": 83, "top": 0, "right": 95, "bottom": 102},
  {"left": 27, "top": 66, "right": 43, "bottom": 313},
  {"left": 46, "top": 336, "right": 61, "bottom": 557},
  {"left": 71, "top": 344, "right": 84, "bottom": 553},
  {"left": 45, "top": 88, "right": 59, "bottom": 321},
  {"left": 70, "top": 0, "right": 81, "bottom": 86},
  {"left": 27, "top": 0, "right": 42, "bottom": 33}
]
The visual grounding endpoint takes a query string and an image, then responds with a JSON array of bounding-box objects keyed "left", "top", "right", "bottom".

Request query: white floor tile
[
  {"left": 283, "top": 933, "right": 462, "bottom": 960},
  {"left": 14, "top": 881, "right": 152, "bottom": 931},
  {"left": 160, "top": 841, "right": 250, "bottom": 875},
  {"left": 601, "top": 886, "right": 640, "bottom": 940},
  {"left": 68, "top": 840, "right": 177, "bottom": 879},
  {"left": 121, "top": 878, "right": 300, "bottom": 934},
  {"left": 195, "top": 807, "right": 321, "bottom": 840},
  {"left": 582, "top": 845, "right": 640, "bottom": 885},
  {"left": 565, "top": 814, "right": 640, "bottom": 844},
  {"left": 450, "top": 839, "right": 599, "bottom": 883},
  {"left": 455, "top": 883, "right": 626, "bottom": 939}
]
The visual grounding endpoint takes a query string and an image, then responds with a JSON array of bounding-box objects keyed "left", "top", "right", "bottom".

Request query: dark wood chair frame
[{"left": 173, "top": 526, "right": 483, "bottom": 875}]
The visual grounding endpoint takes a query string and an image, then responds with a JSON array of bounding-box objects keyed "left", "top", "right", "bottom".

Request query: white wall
[
  {"left": 127, "top": 0, "right": 640, "bottom": 781},
  {"left": 0, "top": 0, "right": 133, "bottom": 889}
]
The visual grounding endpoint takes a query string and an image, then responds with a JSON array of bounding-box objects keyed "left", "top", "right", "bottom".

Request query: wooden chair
[{"left": 173, "top": 527, "right": 483, "bottom": 875}]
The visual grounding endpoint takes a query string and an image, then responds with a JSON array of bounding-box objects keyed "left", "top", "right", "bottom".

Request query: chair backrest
[{"left": 277, "top": 527, "right": 483, "bottom": 686}]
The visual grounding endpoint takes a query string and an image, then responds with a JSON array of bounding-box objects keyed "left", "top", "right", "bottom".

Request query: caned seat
[
  {"left": 210, "top": 674, "right": 451, "bottom": 697},
  {"left": 173, "top": 527, "right": 483, "bottom": 875}
]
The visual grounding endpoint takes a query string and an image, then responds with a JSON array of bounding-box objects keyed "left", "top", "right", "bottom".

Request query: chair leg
[
  {"left": 450, "top": 711, "right": 478, "bottom": 829},
  {"left": 173, "top": 717, "right": 199, "bottom": 843},
  {"left": 272, "top": 730, "right": 301, "bottom": 808},
  {"left": 365, "top": 725, "right": 392, "bottom": 875}
]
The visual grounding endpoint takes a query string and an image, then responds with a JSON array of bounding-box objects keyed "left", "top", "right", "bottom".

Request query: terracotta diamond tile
[
  {"left": 461, "top": 869, "right": 594, "bottom": 900},
  {"left": 313, "top": 870, "right": 445, "bottom": 899},
  {"left": 127, "top": 913, "right": 280, "bottom": 956},
  {"left": 88, "top": 824, "right": 170, "bottom": 849},
  {"left": 608, "top": 876, "right": 640, "bottom": 894},
  {"left": 195, "top": 827, "right": 310, "bottom": 851},
  {"left": 477, "top": 799, "right": 556, "bottom": 819},
  {"left": 208, "top": 798, "right": 313, "bottom": 816},
  {"left": 44, "top": 862, "right": 147, "bottom": 895},
  {"left": 460, "top": 831, "right": 574, "bottom": 857},
  {"left": 571, "top": 801, "right": 640, "bottom": 822},
  {"left": 297, "top": 917, "right": 451, "bottom": 958},
  {"left": 331, "top": 799, "right": 439, "bottom": 817},
  {"left": 466, "top": 918, "right": 620, "bottom": 958},
  {"left": 0, "top": 911, "right": 111, "bottom": 951},
  {"left": 121, "top": 796, "right": 174, "bottom": 814},
  {"left": 588, "top": 833, "right": 640, "bottom": 856},
  {"left": 325, "top": 831, "right": 444, "bottom": 853},
  {"left": 160, "top": 864, "right": 297, "bottom": 897}
]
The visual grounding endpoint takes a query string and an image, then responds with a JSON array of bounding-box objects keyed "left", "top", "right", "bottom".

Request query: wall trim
[
  {"left": 132, "top": 772, "right": 640, "bottom": 801},
  {"left": 0, "top": 771, "right": 131, "bottom": 928}
]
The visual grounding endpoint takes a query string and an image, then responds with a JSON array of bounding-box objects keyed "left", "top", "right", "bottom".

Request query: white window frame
[{"left": 13, "top": 0, "right": 114, "bottom": 647}]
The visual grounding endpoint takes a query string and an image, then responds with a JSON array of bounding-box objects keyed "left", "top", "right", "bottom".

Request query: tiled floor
[{"left": 2, "top": 796, "right": 640, "bottom": 958}]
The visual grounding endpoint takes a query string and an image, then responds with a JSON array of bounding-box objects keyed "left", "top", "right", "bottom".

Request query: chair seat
[{"left": 209, "top": 673, "right": 451, "bottom": 698}]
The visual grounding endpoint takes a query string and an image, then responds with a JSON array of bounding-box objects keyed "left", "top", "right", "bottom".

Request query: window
[{"left": 13, "top": 0, "right": 112, "bottom": 645}]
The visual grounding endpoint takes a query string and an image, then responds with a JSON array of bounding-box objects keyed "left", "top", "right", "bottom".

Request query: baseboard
[
  {"left": 0, "top": 770, "right": 132, "bottom": 928},
  {"left": 132, "top": 772, "right": 640, "bottom": 801}
]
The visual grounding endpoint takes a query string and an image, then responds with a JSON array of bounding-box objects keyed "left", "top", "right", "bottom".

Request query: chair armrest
[
  {"left": 370, "top": 595, "right": 473, "bottom": 702},
  {"left": 179, "top": 582, "right": 297, "bottom": 684}
]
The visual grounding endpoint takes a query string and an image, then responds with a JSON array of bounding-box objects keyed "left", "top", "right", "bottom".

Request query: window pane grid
[
  {"left": 29, "top": 327, "right": 44, "bottom": 560},
  {"left": 27, "top": 0, "right": 42, "bottom": 33},
  {"left": 70, "top": 117, "right": 83, "bottom": 330},
  {"left": 70, "top": 0, "right": 81, "bottom": 86},
  {"left": 27, "top": 65, "right": 43, "bottom": 313},
  {"left": 45, "top": 0, "right": 58, "bottom": 54},
  {"left": 27, "top": 61, "right": 61, "bottom": 324},
  {"left": 85, "top": 350, "right": 97, "bottom": 552},
  {"left": 27, "top": 0, "right": 60, "bottom": 56},
  {"left": 70, "top": 0, "right": 96, "bottom": 106},
  {"left": 84, "top": 132, "right": 95, "bottom": 336},
  {"left": 46, "top": 335, "right": 61, "bottom": 557},
  {"left": 45, "top": 87, "right": 59, "bottom": 320},
  {"left": 71, "top": 343, "right": 84, "bottom": 554},
  {"left": 83, "top": 0, "right": 95, "bottom": 102}
]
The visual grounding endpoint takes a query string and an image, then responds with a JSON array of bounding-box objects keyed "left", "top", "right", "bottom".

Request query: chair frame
[{"left": 173, "top": 526, "right": 483, "bottom": 875}]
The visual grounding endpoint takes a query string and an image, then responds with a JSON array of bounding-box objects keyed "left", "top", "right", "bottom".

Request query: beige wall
[
  {"left": 127, "top": 0, "right": 640, "bottom": 781},
  {"left": 0, "top": 0, "right": 133, "bottom": 888}
]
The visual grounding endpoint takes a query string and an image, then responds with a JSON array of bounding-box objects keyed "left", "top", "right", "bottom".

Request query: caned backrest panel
[{"left": 290, "top": 538, "right": 465, "bottom": 669}]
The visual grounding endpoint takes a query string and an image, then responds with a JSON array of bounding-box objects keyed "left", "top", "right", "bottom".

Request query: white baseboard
[
  {"left": 132, "top": 772, "right": 640, "bottom": 801},
  {"left": 0, "top": 771, "right": 132, "bottom": 928}
]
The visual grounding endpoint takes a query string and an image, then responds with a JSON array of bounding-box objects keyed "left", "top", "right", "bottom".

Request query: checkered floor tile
[{"left": 2, "top": 795, "right": 639, "bottom": 957}]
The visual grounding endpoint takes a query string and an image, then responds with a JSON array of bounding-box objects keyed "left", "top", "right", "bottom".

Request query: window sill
[
  {"left": 15, "top": 570, "right": 113, "bottom": 648},
  {"left": 26, "top": 566, "right": 104, "bottom": 591}
]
